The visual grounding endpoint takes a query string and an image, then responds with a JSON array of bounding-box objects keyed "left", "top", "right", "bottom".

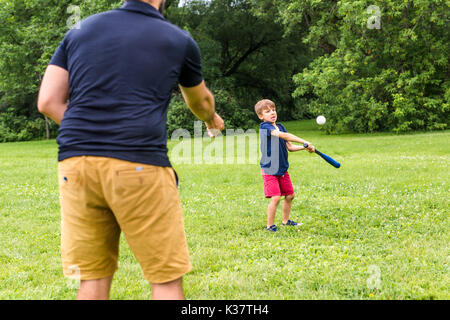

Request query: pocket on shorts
[
  {"left": 59, "top": 170, "right": 81, "bottom": 189},
  {"left": 172, "top": 169, "right": 179, "bottom": 188},
  {"left": 115, "top": 165, "right": 157, "bottom": 186}
]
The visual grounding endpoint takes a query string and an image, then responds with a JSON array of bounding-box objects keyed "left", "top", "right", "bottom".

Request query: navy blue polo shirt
[
  {"left": 49, "top": 0, "right": 203, "bottom": 166},
  {"left": 259, "top": 122, "right": 289, "bottom": 176}
]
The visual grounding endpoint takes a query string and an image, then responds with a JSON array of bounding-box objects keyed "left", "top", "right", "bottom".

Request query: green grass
[{"left": 0, "top": 120, "right": 449, "bottom": 299}]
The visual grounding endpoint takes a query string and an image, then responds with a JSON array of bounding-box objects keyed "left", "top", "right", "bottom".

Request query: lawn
[{"left": 0, "top": 120, "right": 448, "bottom": 299}]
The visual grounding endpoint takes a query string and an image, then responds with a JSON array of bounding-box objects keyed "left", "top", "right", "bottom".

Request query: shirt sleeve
[
  {"left": 179, "top": 36, "right": 203, "bottom": 87},
  {"left": 49, "top": 38, "right": 68, "bottom": 70},
  {"left": 260, "top": 122, "right": 275, "bottom": 136},
  {"left": 278, "top": 124, "right": 287, "bottom": 132}
]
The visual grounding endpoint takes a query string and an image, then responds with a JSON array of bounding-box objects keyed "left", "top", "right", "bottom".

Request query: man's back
[{"left": 50, "top": 1, "right": 203, "bottom": 166}]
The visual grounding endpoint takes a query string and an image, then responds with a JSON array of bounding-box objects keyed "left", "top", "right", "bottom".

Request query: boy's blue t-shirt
[{"left": 259, "top": 122, "right": 289, "bottom": 176}]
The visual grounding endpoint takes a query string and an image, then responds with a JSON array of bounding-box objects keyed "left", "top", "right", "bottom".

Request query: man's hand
[{"left": 205, "top": 113, "right": 225, "bottom": 138}]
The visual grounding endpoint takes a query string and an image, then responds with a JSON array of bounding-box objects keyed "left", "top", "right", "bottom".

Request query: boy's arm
[
  {"left": 271, "top": 129, "right": 310, "bottom": 146},
  {"left": 286, "top": 141, "right": 306, "bottom": 152},
  {"left": 271, "top": 129, "right": 315, "bottom": 152}
]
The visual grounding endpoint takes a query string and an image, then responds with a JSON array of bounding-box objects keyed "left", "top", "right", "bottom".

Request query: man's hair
[
  {"left": 254, "top": 99, "right": 276, "bottom": 115},
  {"left": 125, "top": 0, "right": 166, "bottom": 14}
]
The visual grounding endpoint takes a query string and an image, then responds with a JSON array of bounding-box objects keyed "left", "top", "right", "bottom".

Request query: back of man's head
[{"left": 125, "top": 0, "right": 166, "bottom": 14}]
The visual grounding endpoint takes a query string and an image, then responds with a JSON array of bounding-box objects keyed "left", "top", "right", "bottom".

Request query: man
[{"left": 37, "top": 0, "right": 224, "bottom": 300}]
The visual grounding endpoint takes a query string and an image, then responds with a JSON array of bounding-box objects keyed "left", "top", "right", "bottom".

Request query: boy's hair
[{"left": 254, "top": 99, "right": 276, "bottom": 115}]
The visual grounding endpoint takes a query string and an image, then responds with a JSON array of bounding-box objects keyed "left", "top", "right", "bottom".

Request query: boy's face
[{"left": 258, "top": 107, "right": 277, "bottom": 123}]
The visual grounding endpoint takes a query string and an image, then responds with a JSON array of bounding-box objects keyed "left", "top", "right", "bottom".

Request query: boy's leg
[
  {"left": 262, "top": 172, "right": 282, "bottom": 228},
  {"left": 279, "top": 171, "right": 295, "bottom": 224},
  {"left": 267, "top": 196, "right": 281, "bottom": 228},
  {"left": 282, "top": 194, "right": 295, "bottom": 224}
]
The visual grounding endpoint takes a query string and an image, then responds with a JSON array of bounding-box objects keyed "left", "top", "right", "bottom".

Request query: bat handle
[{"left": 304, "top": 142, "right": 319, "bottom": 154}]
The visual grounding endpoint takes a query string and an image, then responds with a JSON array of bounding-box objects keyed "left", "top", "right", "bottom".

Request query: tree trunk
[{"left": 45, "top": 116, "right": 50, "bottom": 140}]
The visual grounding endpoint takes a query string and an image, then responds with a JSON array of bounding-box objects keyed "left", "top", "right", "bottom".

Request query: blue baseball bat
[{"left": 303, "top": 143, "right": 341, "bottom": 168}]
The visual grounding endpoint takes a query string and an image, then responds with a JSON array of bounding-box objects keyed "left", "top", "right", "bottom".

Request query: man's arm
[
  {"left": 179, "top": 81, "right": 224, "bottom": 137},
  {"left": 37, "top": 65, "right": 69, "bottom": 125}
]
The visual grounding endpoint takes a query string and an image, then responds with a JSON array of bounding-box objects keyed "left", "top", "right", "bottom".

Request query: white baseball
[{"left": 316, "top": 115, "right": 326, "bottom": 125}]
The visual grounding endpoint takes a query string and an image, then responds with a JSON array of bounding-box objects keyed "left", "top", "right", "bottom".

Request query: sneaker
[
  {"left": 282, "top": 219, "right": 302, "bottom": 227},
  {"left": 265, "top": 224, "right": 277, "bottom": 232}
]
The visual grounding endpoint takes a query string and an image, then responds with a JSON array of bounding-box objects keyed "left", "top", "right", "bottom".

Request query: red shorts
[{"left": 262, "top": 170, "right": 295, "bottom": 198}]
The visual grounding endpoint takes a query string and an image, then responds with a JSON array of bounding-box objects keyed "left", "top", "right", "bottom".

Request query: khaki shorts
[{"left": 58, "top": 156, "right": 192, "bottom": 284}]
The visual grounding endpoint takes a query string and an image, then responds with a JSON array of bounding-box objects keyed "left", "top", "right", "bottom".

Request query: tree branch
[{"left": 223, "top": 37, "right": 276, "bottom": 77}]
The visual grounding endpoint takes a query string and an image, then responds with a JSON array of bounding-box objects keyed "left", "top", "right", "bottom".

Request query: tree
[
  {"left": 0, "top": 0, "right": 122, "bottom": 141},
  {"left": 277, "top": 0, "right": 449, "bottom": 132},
  {"left": 168, "top": 0, "right": 314, "bottom": 120}
]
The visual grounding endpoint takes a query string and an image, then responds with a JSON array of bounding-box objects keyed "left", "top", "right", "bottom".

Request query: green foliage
[
  {"left": 212, "top": 87, "right": 257, "bottom": 130},
  {"left": 0, "top": 107, "right": 57, "bottom": 142},
  {"left": 0, "top": 0, "right": 122, "bottom": 142},
  {"left": 167, "top": 88, "right": 257, "bottom": 136},
  {"left": 0, "top": 0, "right": 309, "bottom": 141},
  {"left": 0, "top": 0, "right": 448, "bottom": 140},
  {"left": 167, "top": 94, "right": 198, "bottom": 136},
  {"left": 283, "top": 0, "right": 450, "bottom": 133},
  {"left": 168, "top": 0, "right": 312, "bottom": 120}
]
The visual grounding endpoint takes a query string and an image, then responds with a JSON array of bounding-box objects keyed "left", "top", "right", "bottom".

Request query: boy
[{"left": 255, "top": 99, "right": 315, "bottom": 232}]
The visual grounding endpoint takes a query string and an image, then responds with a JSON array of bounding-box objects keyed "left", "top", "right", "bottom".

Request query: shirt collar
[{"left": 119, "top": 0, "right": 166, "bottom": 21}]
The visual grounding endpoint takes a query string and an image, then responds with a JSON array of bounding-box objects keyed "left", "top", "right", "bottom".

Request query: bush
[
  {"left": 288, "top": 0, "right": 450, "bottom": 133},
  {"left": 167, "top": 88, "right": 257, "bottom": 137},
  {"left": 0, "top": 108, "right": 57, "bottom": 142}
]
